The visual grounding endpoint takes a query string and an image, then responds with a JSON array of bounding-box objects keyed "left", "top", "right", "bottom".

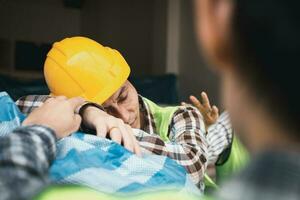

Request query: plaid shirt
[
  {"left": 0, "top": 125, "right": 56, "bottom": 200},
  {"left": 16, "top": 95, "right": 233, "bottom": 190}
]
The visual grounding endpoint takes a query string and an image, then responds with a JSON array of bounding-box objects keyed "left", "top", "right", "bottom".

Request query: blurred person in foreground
[{"left": 194, "top": 0, "right": 300, "bottom": 199}]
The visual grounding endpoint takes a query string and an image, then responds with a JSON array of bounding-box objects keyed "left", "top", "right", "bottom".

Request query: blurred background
[{"left": 0, "top": 0, "right": 220, "bottom": 106}]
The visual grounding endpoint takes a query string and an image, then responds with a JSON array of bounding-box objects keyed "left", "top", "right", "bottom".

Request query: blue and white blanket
[{"left": 0, "top": 92, "right": 201, "bottom": 196}]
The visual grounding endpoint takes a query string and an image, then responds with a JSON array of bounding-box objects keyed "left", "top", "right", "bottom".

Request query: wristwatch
[{"left": 78, "top": 102, "right": 105, "bottom": 135}]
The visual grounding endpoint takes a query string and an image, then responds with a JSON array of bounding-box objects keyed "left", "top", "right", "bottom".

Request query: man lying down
[{"left": 14, "top": 37, "right": 248, "bottom": 194}]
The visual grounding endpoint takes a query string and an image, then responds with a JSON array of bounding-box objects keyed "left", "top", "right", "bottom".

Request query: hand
[
  {"left": 182, "top": 92, "right": 219, "bottom": 129},
  {"left": 22, "top": 96, "right": 84, "bottom": 139},
  {"left": 82, "top": 106, "right": 142, "bottom": 156}
]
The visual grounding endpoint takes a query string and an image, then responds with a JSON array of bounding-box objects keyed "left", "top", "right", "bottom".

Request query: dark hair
[{"left": 231, "top": 0, "right": 300, "bottom": 137}]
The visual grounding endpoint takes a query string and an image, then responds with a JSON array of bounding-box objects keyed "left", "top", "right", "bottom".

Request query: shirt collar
[{"left": 138, "top": 95, "right": 156, "bottom": 135}]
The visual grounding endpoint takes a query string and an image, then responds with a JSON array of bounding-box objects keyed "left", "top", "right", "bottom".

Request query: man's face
[{"left": 102, "top": 81, "right": 141, "bottom": 129}]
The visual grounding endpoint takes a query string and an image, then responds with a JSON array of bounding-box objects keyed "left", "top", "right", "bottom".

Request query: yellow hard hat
[{"left": 44, "top": 36, "right": 130, "bottom": 105}]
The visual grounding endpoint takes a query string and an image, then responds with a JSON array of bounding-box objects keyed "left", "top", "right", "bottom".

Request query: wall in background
[
  {"left": 0, "top": 0, "right": 167, "bottom": 77},
  {"left": 0, "top": 0, "right": 221, "bottom": 105},
  {"left": 177, "top": 0, "right": 221, "bottom": 106},
  {"left": 0, "top": 0, "right": 81, "bottom": 43},
  {"left": 81, "top": 0, "right": 167, "bottom": 76},
  {"left": 0, "top": 0, "right": 81, "bottom": 71}
]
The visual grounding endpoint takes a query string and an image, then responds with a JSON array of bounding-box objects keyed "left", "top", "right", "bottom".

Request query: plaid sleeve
[
  {"left": 15, "top": 95, "right": 105, "bottom": 135},
  {"left": 206, "top": 111, "right": 233, "bottom": 165},
  {"left": 15, "top": 95, "right": 50, "bottom": 115},
  {"left": 0, "top": 125, "right": 57, "bottom": 200},
  {"left": 135, "top": 106, "right": 208, "bottom": 191}
]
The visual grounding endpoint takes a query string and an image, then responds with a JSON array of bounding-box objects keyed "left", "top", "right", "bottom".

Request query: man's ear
[{"left": 194, "top": 0, "right": 234, "bottom": 71}]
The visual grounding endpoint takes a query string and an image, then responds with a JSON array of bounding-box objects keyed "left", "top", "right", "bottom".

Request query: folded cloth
[{"left": 51, "top": 132, "right": 200, "bottom": 195}]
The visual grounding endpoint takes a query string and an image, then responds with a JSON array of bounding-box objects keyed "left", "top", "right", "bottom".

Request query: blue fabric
[
  {"left": 0, "top": 91, "right": 201, "bottom": 196},
  {"left": 0, "top": 92, "right": 25, "bottom": 136}
]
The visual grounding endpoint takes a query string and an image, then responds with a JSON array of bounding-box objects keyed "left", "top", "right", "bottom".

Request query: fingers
[
  {"left": 106, "top": 119, "right": 140, "bottom": 155},
  {"left": 61, "top": 114, "right": 82, "bottom": 138},
  {"left": 131, "top": 136, "right": 142, "bottom": 156},
  {"left": 109, "top": 125, "right": 135, "bottom": 153},
  {"left": 117, "top": 123, "right": 135, "bottom": 153},
  {"left": 70, "top": 114, "right": 82, "bottom": 133},
  {"left": 189, "top": 95, "right": 205, "bottom": 113},
  {"left": 190, "top": 92, "right": 213, "bottom": 114},
  {"left": 44, "top": 96, "right": 84, "bottom": 113},
  {"left": 187, "top": 92, "right": 220, "bottom": 129},
  {"left": 109, "top": 127, "right": 122, "bottom": 144},
  {"left": 45, "top": 96, "right": 67, "bottom": 104},
  {"left": 68, "top": 97, "right": 85, "bottom": 110},
  {"left": 29, "top": 96, "right": 85, "bottom": 139},
  {"left": 133, "top": 139, "right": 142, "bottom": 157},
  {"left": 55, "top": 96, "right": 68, "bottom": 101},
  {"left": 211, "top": 105, "right": 219, "bottom": 119},
  {"left": 125, "top": 125, "right": 142, "bottom": 156},
  {"left": 201, "top": 92, "right": 211, "bottom": 109},
  {"left": 95, "top": 122, "right": 109, "bottom": 138},
  {"left": 93, "top": 114, "right": 141, "bottom": 155},
  {"left": 122, "top": 133, "right": 134, "bottom": 153}
]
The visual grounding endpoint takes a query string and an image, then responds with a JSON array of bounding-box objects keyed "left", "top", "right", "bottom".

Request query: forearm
[
  {"left": 16, "top": 95, "right": 104, "bottom": 136},
  {"left": 0, "top": 125, "right": 57, "bottom": 200}
]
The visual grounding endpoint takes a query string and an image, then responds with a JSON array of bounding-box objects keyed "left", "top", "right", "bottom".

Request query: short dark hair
[{"left": 231, "top": 0, "right": 300, "bottom": 137}]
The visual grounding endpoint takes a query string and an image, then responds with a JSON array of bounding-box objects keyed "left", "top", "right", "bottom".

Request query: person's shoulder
[
  {"left": 170, "top": 104, "right": 206, "bottom": 134},
  {"left": 217, "top": 151, "right": 300, "bottom": 200}
]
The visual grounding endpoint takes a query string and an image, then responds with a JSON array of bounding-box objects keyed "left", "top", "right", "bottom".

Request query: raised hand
[{"left": 183, "top": 92, "right": 219, "bottom": 129}]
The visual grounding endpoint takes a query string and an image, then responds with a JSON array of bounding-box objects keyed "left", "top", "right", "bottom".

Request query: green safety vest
[{"left": 142, "top": 97, "right": 249, "bottom": 191}]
